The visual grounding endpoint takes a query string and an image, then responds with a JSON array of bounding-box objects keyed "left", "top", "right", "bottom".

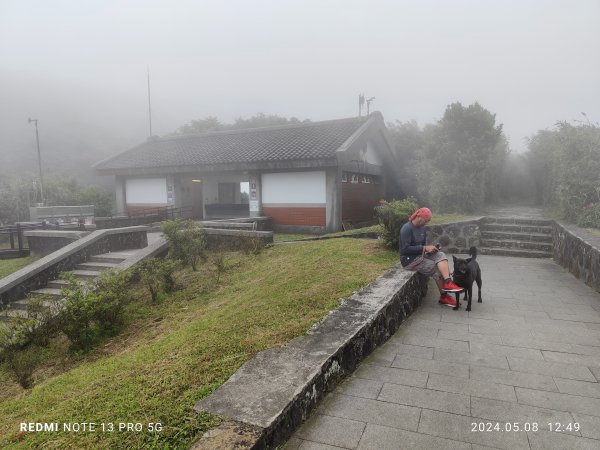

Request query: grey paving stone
[
  {"left": 533, "top": 330, "right": 600, "bottom": 346},
  {"left": 507, "top": 356, "right": 596, "bottom": 381},
  {"left": 471, "top": 445, "right": 505, "bottom": 450},
  {"left": 548, "top": 312, "right": 600, "bottom": 323},
  {"left": 336, "top": 377, "right": 383, "bottom": 400},
  {"left": 354, "top": 363, "right": 428, "bottom": 388},
  {"left": 434, "top": 347, "right": 510, "bottom": 370},
  {"left": 554, "top": 377, "right": 600, "bottom": 399},
  {"left": 406, "top": 318, "right": 469, "bottom": 332},
  {"left": 417, "top": 408, "right": 530, "bottom": 450},
  {"left": 528, "top": 430, "right": 600, "bottom": 450},
  {"left": 572, "top": 413, "right": 600, "bottom": 440},
  {"left": 427, "top": 372, "right": 517, "bottom": 402},
  {"left": 542, "top": 350, "right": 600, "bottom": 368},
  {"left": 318, "top": 393, "right": 420, "bottom": 431},
  {"left": 381, "top": 342, "right": 435, "bottom": 359},
  {"left": 297, "top": 441, "right": 345, "bottom": 450},
  {"left": 590, "top": 366, "right": 600, "bottom": 382},
  {"left": 471, "top": 397, "right": 579, "bottom": 434},
  {"left": 586, "top": 323, "right": 600, "bottom": 331},
  {"left": 438, "top": 329, "right": 504, "bottom": 344},
  {"left": 391, "top": 355, "right": 470, "bottom": 378},
  {"left": 282, "top": 436, "right": 302, "bottom": 449},
  {"left": 469, "top": 324, "right": 533, "bottom": 338},
  {"left": 294, "top": 413, "right": 365, "bottom": 449},
  {"left": 402, "top": 335, "right": 470, "bottom": 352},
  {"left": 515, "top": 387, "right": 600, "bottom": 417},
  {"left": 440, "top": 314, "right": 500, "bottom": 327},
  {"left": 470, "top": 342, "right": 544, "bottom": 360},
  {"left": 500, "top": 336, "right": 574, "bottom": 352},
  {"left": 377, "top": 382, "right": 470, "bottom": 415},
  {"left": 356, "top": 423, "right": 471, "bottom": 450},
  {"left": 361, "top": 348, "right": 394, "bottom": 367},
  {"left": 393, "top": 327, "right": 439, "bottom": 340},
  {"left": 409, "top": 311, "right": 442, "bottom": 322},
  {"left": 470, "top": 311, "right": 543, "bottom": 321},
  {"left": 570, "top": 344, "right": 600, "bottom": 357}
]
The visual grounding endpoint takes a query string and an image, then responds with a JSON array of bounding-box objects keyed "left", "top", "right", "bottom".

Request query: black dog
[{"left": 452, "top": 247, "right": 482, "bottom": 311}]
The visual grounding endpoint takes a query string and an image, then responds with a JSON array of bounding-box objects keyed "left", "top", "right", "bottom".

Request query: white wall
[
  {"left": 262, "top": 171, "right": 326, "bottom": 204},
  {"left": 126, "top": 178, "right": 167, "bottom": 204}
]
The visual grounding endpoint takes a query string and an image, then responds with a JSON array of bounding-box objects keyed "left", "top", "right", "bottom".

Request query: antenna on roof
[
  {"left": 366, "top": 97, "right": 375, "bottom": 115},
  {"left": 147, "top": 66, "right": 153, "bottom": 137},
  {"left": 358, "top": 93, "right": 365, "bottom": 117}
]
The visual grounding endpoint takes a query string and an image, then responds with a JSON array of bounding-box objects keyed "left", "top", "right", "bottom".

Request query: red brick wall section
[
  {"left": 126, "top": 205, "right": 167, "bottom": 216},
  {"left": 263, "top": 207, "right": 326, "bottom": 226},
  {"left": 342, "top": 182, "right": 384, "bottom": 221}
]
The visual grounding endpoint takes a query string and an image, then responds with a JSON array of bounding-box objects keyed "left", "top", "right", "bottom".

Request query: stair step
[
  {"left": 481, "top": 223, "right": 553, "bottom": 234},
  {"left": 29, "top": 287, "right": 65, "bottom": 300},
  {"left": 480, "top": 231, "right": 553, "bottom": 243},
  {"left": 9, "top": 297, "right": 65, "bottom": 311},
  {"left": 482, "top": 217, "right": 553, "bottom": 226},
  {"left": 47, "top": 279, "right": 74, "bottom": 289},
  {"left": 70, "top": 269, "right": 102, "bottom": 279},
  {"left": 89, "top": 253, "right": 130, "bottom": 264},
  {"left": 0, "top": 307, "right": 28, "bottom": 321},
  {"left": 479, "top": 247, "right": 553, "bottom": 258},
  {"left": 76, "top": 261, "right": 120, "bottom": 271},
  {"left": 480, "top": 239, "right": 553, "bottom": 252}
]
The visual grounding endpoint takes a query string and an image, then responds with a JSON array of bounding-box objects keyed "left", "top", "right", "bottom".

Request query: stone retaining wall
[
  {"left": 425, "top": 219, "right": 482, "bottom": 253},
  {"left": 0, "top": 227, "right": 149, "bottom": 305},
  {"left": 194, "top": 267, "right": 428, "bottom": 449},
  {"left": 552, "top": 221, "right": 600, "bottom": 293},
  {"left": 204, "top": 228, "right": 273, "bottom": 251}
]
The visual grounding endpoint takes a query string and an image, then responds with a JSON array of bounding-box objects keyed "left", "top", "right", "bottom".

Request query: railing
[{"left": 94, "top": 205, "right": 195, "bottom": 228}]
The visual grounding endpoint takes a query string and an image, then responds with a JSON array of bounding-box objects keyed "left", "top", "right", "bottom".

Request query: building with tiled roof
[{"left": 94, "top": 112, "right": 400, "bottom": 232}]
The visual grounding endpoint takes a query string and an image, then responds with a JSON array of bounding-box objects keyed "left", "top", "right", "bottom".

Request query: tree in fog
[
  {"left": 388, "top": 102, "right": 507, "bottom": 213},
  {"left": 526, "top": 121, "right": 600, "bottom": 227},
  {"left": 172, "top": 113, "right": 306, "bottom": 136}
]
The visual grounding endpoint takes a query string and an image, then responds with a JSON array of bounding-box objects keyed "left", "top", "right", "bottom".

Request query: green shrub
[
  {"left": 90, "top": 270, "right": 132, "bottom": 333},
  {"left": 161, "top": 219, "right": 207, "bottom": 271},
  {"left": 136, "top": 257, "right": 179, "bottom": 302},
  {"left": 577, "top": 203, "right": 600, "bottom": 229},
  {"left": 375, "top": 197, "right": 419, "bottom": 249},
  {"left": 59, "top": 270, "right": 132, "bottom": 351},
  {"left": 3, "top": 344, "right": 47, "bottom": 389}
]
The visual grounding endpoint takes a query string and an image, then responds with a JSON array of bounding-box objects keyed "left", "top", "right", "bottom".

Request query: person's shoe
[
  {"left": 442, "top": 280, "right": 464, "bottom": 293},
  {"left": 439, "top": 294, "right": 457, "bottom": 307}
]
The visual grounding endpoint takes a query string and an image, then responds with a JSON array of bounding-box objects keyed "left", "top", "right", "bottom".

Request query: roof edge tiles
[{"left": 94, "top": 114, "right": 380, "bottom": 174}]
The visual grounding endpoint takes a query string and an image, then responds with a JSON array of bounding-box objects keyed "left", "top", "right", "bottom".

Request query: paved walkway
[{"left": 285, "top": 255, "right": 600, "bottom": 450}]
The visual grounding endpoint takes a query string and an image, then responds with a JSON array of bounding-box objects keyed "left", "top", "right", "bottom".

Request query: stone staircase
[
  {"left": 3, "top": 251, "right": 133, "bottom": 320},
  {"left": 478, "top": 217, "right": 554, "bottom": 258}
]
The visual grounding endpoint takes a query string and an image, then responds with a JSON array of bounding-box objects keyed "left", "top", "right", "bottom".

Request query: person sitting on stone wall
[{"left": 399, "top": 207, "right": 464, "bottom": 307}]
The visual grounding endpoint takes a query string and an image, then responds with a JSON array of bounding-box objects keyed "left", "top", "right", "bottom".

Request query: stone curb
[{"left": 193, "top": 265, "right": 427, "bottom": 449}]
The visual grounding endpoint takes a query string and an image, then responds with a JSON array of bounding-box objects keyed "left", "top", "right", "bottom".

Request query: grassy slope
[
  {"left": 0, "top": 257, "right": 36, "bottom": 279},
  {"left": 0, "top": 239, "right": 397, "bottom": 449}
]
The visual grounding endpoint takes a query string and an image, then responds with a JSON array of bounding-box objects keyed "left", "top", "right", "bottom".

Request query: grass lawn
[
  {"left": 0, "top": 256, "right": 36, "bottom": 279},
  {"left": 0, "top": 239, "right": 397, "bottom": 449}
]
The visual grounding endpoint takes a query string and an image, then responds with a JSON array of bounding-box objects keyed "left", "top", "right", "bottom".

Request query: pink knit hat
[{"left": 409, "top": 207, "right": 433, "bottom": 222}]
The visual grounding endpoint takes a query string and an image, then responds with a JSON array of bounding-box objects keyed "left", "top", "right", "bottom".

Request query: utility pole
[
  {"left": 358, "top": 93, "right": 365, "bottom": 117},
  {"left": 147, "top": 66, "right": 153, "bottom": 137},
  {"left": 28, "top": 118, "right": 45, "bottom": 205}
]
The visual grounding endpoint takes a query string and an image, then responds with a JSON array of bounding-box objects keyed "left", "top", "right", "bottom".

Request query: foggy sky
[{"left": 1, "top": 0, "right": 599, "bottom": 174}]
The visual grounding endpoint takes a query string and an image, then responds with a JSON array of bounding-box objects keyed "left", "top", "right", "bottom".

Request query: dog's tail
[{"left": 469, "top": 246, "right": 477, "bottom": 260}]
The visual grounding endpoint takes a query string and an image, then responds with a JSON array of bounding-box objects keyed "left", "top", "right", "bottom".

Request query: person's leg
[{"left": 436, "top": 259, "right": 451, "bottom": 280}]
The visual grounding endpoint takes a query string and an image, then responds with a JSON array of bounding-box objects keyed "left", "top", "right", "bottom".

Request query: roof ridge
[{"left": 155, "top": 115, "right": 369, "bottom": 142}]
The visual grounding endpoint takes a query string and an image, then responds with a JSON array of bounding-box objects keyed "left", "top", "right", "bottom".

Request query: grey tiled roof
[{"left": 95, "top": 116, "right": 369, "bottom": 171}]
